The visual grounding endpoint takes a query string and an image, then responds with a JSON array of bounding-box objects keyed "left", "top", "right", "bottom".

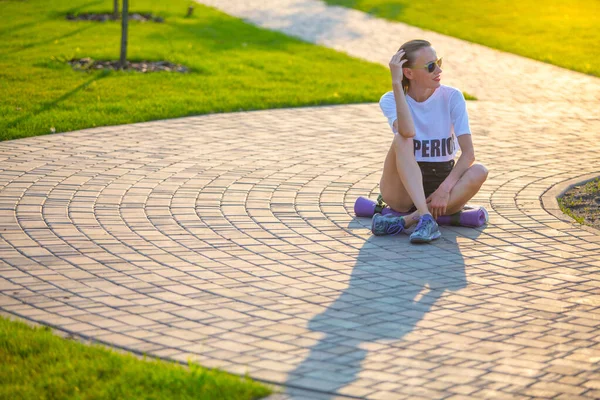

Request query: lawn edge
[
  {"left": 0, "top": 309, "right": 282, "bottom": 397},
  {"left": 541, "top": 171, "right": 600, "bottom": 234},
  {"left": 322, "top": 1, "right": 599, "bottom": 79},
  {"left": 2, "top": 103, "right": 369, "bottom": 144}
]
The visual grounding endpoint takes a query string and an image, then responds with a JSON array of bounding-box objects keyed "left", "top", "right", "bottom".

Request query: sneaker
[
  {"left": 409, "top": 214, "right": 441, "bottom": 243},
  {"left": 371, "top": 214, "right": 405, "bottom": 236}
]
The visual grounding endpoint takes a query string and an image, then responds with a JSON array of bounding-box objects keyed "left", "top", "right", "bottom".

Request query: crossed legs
[{"left": 379, "top": 135, "right": 487, "bottom": 227}]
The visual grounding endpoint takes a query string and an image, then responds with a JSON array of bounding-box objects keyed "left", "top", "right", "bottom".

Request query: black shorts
[{"left": 418, "top": 160, "right": 455, "bottom": 198}]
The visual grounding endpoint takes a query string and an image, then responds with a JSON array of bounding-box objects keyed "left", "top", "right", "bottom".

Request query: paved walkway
[{"left": 1, "top": 1, "right": 600, "bottom": 399}]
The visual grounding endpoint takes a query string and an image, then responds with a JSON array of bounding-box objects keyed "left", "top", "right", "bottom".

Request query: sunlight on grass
[
  {"left": 0, "top": 0, "right": 392, "bottom": 141},
  {"left": 462, "top": 92, "right": 477, "bottom": 101},
  {"left": 324, "top": 0, "right": 599, "bottom": 77},
  {"left": 0, "top": 315, "right": 273, "bottom": 400}
]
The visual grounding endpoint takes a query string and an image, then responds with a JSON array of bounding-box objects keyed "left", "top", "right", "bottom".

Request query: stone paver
[{"left": 2, "top": 1, "right": 600, "bottom": 399}]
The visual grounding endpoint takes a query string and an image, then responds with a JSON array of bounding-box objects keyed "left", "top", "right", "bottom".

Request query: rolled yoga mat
[{"left": 354, "top": 196, "right": 489, "bottom": 228}]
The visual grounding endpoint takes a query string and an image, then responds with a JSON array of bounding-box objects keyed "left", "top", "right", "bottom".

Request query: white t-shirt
[{"left": 379, "top": 85, "right": 471, "bottom": 162}]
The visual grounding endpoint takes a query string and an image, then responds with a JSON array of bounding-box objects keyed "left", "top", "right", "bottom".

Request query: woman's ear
[{"left": 402, "top": 67, "right": 412, "bottom": 80}]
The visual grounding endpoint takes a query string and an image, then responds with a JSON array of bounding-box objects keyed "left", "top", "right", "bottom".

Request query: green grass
[
  {"left": 0, "top": 315, "right": 273, "bottom": 400},
  {"left": 0, "top": 0, "right": 392, "bottom": 141},
  {"left": 558, "top": 196, "right": 586, "bottom": 224},
  {"left": 462, "top": 92, "right": 477, "bottom": 101},
  {"left": 558, "top": 178, "right": 600, "bottom": 226},
  {"left": 575, "top": 178, "right": 600, "bottom": 196},
  {"left": 323, "top": 0, "right": 600, "bottom": 77}
]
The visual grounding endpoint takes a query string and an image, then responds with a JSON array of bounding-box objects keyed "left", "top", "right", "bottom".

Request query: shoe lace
[
  {"left": 386, "top": 219, "right": 404, "bottom": 235},
  {"left": 414, "top": 215, "right": 431, "bottom": 233}
]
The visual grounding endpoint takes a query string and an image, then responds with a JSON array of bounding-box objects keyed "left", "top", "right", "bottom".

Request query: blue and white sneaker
[
  {"left": 409, "top": 214, "right": 441, "bottom": 243},
  {"left": 371, "top": 214, "right": 405, "bottom": 236}
]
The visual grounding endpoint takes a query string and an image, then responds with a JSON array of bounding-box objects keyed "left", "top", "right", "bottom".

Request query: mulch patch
[
  {"left": 69, "top": 58, "right": 188, "bottom": 73},
  {"left": 66, "top": 13, "right": 164, "bottom": 23}
]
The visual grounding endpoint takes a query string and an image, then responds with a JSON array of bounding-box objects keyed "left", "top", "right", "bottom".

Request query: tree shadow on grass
[
  {"left": 0, "top": 25, "right": 96, "bottom": 57},
  {"left": 167, "top": 18, "right": 304, "bottom": 53},
  {"left": 285, "top": 224, "right": 482, "bottom": 398},
  {"left": 0, "top": 0, "right": 105, "bottom": 37},
  {"left": 49, "top": 0, "right": 106, "bottom": 19},
  {"left": 3, "top": 70, "right": 111, "bottom": 137},
  {"left": 0, "top": 21, "right": 40, "bottom": 37}
]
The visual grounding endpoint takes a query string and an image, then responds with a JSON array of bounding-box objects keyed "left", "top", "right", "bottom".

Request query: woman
[{"left": 372, "top": 39, "right": 488, "bottom": 243}]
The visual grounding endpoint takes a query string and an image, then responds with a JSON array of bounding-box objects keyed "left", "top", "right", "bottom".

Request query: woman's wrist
[{"left": 438, "top": 182, "right": 453, "bottom": 193}]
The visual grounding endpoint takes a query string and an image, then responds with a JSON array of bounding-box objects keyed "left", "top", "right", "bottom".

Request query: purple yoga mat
[{"left": 354, "top": 196, "right": 489, "bottom": 227}]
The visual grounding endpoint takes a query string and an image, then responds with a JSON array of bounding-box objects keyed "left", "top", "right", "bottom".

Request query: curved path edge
[{"left": 542, "top": 172, "right": 600, "bottom": 237}]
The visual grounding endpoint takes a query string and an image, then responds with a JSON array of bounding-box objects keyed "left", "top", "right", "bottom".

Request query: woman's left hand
[{"left": 426, "top": 189, "right": 450, "bottom": 220}]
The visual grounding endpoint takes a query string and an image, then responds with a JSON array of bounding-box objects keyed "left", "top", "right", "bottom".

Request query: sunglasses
[{"left": 411, "top": 57, "right": 443, "bottom": 73}]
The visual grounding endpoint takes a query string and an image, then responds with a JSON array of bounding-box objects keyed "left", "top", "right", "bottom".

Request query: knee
[{"left": 470, "top": 164, "right": 488, "bottom": 184}]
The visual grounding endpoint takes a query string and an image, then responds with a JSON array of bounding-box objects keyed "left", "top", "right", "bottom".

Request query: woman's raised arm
[{"left": 389, "top": 50, "right": 416, "bottom": 138}]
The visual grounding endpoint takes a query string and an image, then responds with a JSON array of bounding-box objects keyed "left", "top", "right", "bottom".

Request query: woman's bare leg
[
  {"left": 379, "top": 135, "right": 430, "bottom": 227},
  {"left": 443, "top": 164, "right": 488, "bottom": 215},
  {"left": 379, "top": 137, "right": 488, "bottom": 227}
]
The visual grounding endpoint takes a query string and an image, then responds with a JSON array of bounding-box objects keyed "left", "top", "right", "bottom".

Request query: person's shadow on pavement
[{"left": 286, "top": 225, "right": 482, "bottom": 398}]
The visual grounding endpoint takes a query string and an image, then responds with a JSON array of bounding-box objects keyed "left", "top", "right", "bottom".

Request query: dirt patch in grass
[
  {"left": 558, "top": 178, "right": 600, "bottom": 230},
  {"left": 66, "top": 13, "right": 164, "bottom": 22},
  {"left": 69, "top": 58, "right": 189, "bottom": 73}
]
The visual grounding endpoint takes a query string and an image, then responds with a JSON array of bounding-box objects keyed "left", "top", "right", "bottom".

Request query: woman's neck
[{"left": 407, "top": 86, "right": 437, "bottom": 103}]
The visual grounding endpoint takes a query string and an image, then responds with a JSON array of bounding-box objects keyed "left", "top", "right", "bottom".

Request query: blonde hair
[{"left": 398, "top": 39, "right": 431, "bottom": 94}]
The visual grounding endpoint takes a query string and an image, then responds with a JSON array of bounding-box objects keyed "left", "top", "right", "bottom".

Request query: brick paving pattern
[{"left": 1, "top": 1, "right": 600, "bottom": 399}]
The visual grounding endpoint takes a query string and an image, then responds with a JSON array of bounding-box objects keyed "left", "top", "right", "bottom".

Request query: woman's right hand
[{"left": 389, "top": 50, "right": 408, "bottom": 83}]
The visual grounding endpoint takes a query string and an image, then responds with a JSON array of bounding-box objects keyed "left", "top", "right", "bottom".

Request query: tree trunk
[
  {"left": 113, "top": 0, "right": 119, "bottom": 19},
  {"left": 119, "top": 0, "right": 128, "bottom": 69}
]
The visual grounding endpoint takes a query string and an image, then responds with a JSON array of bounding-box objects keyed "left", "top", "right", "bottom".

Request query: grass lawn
[
  {"left": 0, "top": 0, "right": 393, "bottom": 141},
  {"left": 323, "top": 0, "right": 600, "bottom": 77},
  {"left": 0, "top": 315, "right": 273, "bottom": 399}
]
